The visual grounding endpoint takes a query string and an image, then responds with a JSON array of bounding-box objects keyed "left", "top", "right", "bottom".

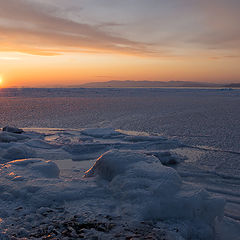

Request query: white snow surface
[{"left": 0, "top": 128, "right": 238, "bottom": 240}]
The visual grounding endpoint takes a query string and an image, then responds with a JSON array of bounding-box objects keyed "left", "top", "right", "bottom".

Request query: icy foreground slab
[{"left": 0, "top": 128, "right": 229, "bottom": 239}]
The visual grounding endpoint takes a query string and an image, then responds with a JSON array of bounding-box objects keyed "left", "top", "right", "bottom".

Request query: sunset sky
[{"left": 0, "top": 0, "right": 240, "bottom": 87}]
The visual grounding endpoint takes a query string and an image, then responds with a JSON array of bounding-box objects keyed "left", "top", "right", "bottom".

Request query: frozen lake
[
  {"left": 0, "top": 88, "right": 239, "bottom": 152},
  {"left": 0, "top": 87, "right": 239, "bottom": 239}
]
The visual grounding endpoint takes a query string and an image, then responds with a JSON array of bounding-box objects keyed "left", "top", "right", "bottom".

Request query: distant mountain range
[{"left": 79, "top": 80, "right": 239, "bottom": 88}]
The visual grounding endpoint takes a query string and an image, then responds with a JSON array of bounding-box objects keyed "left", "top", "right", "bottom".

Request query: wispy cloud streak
[
  {"left": 0, "top": 0, "right": 154, "bottom": 56},
  {"left": 0, "top": 0, "right": 240, "bottom": 57}
]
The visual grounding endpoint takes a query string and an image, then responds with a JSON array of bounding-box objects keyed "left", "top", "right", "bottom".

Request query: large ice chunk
[
  {"left": 2, "top": 145, "right": 36, "bottom": 161},
  {"left": 2, "top": 126, "right": 23, "bottom": 134},
  {"left": 84, "top": 149, "right": 160, "bottom": 180},
  {"left": 85, "top": 150, "right": 225, "bottom": 238},
  {"left": 2, "top": 158, "right": 60, "bottom": 179},
  {"left": 0, "top": 132, "right": 18, "bottom": 143},
  {"left": 0, "top": 132, "right": 28, "bottom": 143},
  {"left": 26, "top": 139, "right": 58, "bottom": 149},
  {"left": 81, "top": 128, "right": 121, "bottom": 138}
]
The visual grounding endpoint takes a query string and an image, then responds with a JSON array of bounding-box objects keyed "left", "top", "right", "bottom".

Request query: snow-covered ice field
[{"left": 0, "top": 88, "right": 239, "bottom": 239}]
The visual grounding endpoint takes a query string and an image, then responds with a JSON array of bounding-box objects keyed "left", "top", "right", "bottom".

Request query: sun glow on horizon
[{"left": 0, "top": 1, "right": 240, "bottom": 86}]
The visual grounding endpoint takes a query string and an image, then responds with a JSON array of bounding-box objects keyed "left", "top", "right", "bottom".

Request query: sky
[{"left": 0, "top": 0, "right": 240, "bottom": 87}]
